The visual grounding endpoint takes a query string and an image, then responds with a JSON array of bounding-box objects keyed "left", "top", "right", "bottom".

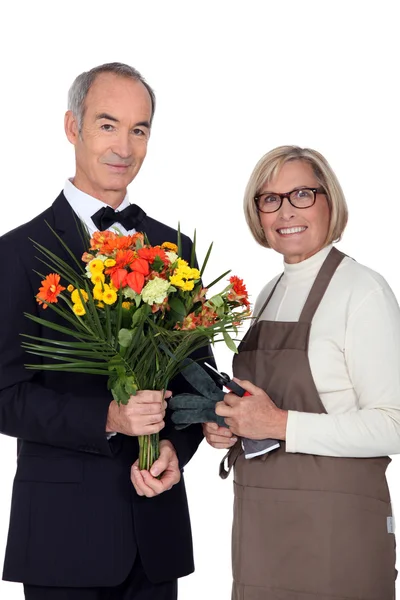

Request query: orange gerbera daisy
[
  {"left": 36, "top": 273, "right": 65, "bottom": 309},
  {"left": 138, "top": 246, "right": 169, "bottom": 264}
]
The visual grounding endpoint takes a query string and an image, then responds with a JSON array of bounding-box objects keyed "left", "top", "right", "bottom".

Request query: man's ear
[{"left": 64, "top": 110, "right": 79, "bottom": 145}]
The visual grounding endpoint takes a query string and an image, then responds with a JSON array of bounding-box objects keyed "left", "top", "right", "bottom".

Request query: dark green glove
[{"left": 169, "top": 360, "right": 226, "bottom": 429}]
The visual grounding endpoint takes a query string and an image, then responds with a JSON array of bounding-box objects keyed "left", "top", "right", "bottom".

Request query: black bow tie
[{"left": 91, "top": 204, "right": 146, "bottom": 232}]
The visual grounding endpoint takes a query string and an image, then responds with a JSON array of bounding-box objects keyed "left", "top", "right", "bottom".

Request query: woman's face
[{"left": 258, "top": 160, "right": 330, "bottom": 264}]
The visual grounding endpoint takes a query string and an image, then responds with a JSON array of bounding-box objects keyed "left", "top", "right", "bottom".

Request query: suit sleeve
[{"left": 0, "top": 237, "right": 113, "bottom": 456}]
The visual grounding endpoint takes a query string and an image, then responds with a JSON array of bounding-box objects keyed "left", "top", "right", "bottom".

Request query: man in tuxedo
[{"left": 0, "top": 62, "right": 204, "bottom": 599}]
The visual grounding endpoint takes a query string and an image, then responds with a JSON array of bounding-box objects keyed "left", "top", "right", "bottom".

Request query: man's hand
[
  {"left": 130, "top": 440, "right": 181, "bottom": 497},
  {"left": 215, "top": 379, "right": 288, "bottom": 440},
  {"left": 106, "top": 390, "right": 171, "bottom": 436},
  {"left": 202, "top": 422, "right": 237, "bottom": 449}
]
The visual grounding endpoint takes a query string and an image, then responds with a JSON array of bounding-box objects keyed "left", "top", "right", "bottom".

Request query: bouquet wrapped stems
[{"left": 139, "top": 432, "right": 159, "bottom": 471}]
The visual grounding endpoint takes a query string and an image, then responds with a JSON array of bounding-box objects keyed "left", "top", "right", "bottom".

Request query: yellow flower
[
  {"left": 175, "top": 265, "right": 192, "bottom": 279},
  {"left": 104, "top": 258, "right": 116, "bottom": 267},
  {"left": 72, "top": 303, "right": 86, "bottom": 316},
  {"left": 190, "top": 268, "right": 201, "bottom": 280},
  {"left": 91, "top": 272, "right": 105, "bottom": 285},
  {"left": 122, "top": 301, "right": 132, "bottom": 310},
  {"left": 182, "top": 280, "right": 195, "bottom": 291},
  {"left": 103, "top": 289, "right": 118, "bottom": 305},
  {"left": 169, "top": 275, "right": 185, "bottom": 288},
  {"left": 71, "top": 289, "right": 89, "bottom": 304},
  {"left": 109, "top": 281, "right": 118, "bottom": 292},
  {"left": 97, "top": 302, "right": 105, "bottom": 308},
  {"left": 177, "top": 258, "right": 188, "bottom": 269},
  {"left": 67, "top": 284, "right": 74, "bottom": 293},
  {"left": 93, "top": 284, "right": 104, "bottom": 301},
  {"left": 89, "top": 259, "right": 105, "bottom": 273},
  {"left": 162, "top": 242, "right": 178, "bottom": 253}
]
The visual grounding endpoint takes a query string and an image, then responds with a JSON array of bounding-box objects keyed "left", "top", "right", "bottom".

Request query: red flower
[
  {"left": 111, "top": 269, "right": 128, "bottom": 289},
  {"left": 130, "top": 258, "right": 150, "bottom": 276},
  {"left": 126, "top": 271, "right": 145, "bottom": 294},
  {"left": 138, "top": 246, "right": 169, "bottom": 264},
  {"left": 106, "top": 250, "right": 136, "bottom": 276},
  {"left": 228, "top": 276, "right": 250, "bottom": 308},
  {"left": 36, "top": 273, "right": 65, "bottom": 309}
]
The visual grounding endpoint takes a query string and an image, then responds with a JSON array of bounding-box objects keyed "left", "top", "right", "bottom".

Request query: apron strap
[
  {"left": 254, "top": 273, "right": 284, "bottom": 322},
  {"left": 219, "top": 441, "right": 242, "bottom": 479},
  {"left": 299, "top": 247, "right": 346, "bottom": 323}
]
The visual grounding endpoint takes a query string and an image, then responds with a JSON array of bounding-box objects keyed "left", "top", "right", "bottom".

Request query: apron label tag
[{"left": 387, "top": 516, "right": 395, "bottom": 534}]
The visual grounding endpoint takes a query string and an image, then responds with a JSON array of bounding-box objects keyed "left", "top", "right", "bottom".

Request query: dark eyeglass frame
[{"left": 254, "top": 187, "right": 326, "bottom": 213}]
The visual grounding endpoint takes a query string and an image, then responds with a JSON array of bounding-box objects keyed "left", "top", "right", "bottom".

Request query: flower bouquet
[{"left": 22, "top": 226, "right": 250, "bottom": 470}]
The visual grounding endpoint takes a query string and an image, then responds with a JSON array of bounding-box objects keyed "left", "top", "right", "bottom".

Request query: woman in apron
[{"left": 204, "top": 146, "right": 400, "bottom": 599}]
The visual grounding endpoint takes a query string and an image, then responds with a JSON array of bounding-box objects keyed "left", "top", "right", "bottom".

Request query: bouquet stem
[{"left": 138, "top": 432, "right": 160, "bottom": 471}]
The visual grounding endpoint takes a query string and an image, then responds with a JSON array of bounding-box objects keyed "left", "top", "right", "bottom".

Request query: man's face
[{"left": 65, "top": 73, "right": 152, "bottom": 203}]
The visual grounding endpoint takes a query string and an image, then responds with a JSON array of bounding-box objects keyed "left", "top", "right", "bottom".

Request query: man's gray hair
[{"left": 67, "top": 62, "right": 156, "bottom": 132}]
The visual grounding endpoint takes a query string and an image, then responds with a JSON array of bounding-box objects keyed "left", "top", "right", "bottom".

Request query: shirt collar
[
  {"left": 63, "top": 179, "right": 131, "bottom": 235},
  {"left": 283, "top": 244, "right": 333, "bottom": 284}
]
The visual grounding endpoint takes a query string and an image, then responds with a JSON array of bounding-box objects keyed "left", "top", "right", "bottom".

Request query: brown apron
[{"left": 222, "top": 247, "right": 396, "bottom": 600}]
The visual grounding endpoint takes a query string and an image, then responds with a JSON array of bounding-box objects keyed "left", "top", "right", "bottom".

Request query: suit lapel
[{"left": 51, "top": 192, "right": 89, "bottom": 272}]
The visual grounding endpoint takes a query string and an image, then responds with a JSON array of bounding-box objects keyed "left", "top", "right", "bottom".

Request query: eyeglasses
[{"left": 254, "top": 187, "right": 326, "bottom": 213}]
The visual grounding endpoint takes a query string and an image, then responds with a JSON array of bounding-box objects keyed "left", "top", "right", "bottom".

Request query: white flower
[
  {"left": 141, "top": 277, "right": 170, "bottom": 305},
  {"left": 165, "top": 251, "right": 178, "bottom": 264}
]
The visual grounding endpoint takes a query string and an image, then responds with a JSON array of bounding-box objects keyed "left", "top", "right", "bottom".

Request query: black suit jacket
[{"left": 0, "top": 193, "right": 205, "bottom": 587}]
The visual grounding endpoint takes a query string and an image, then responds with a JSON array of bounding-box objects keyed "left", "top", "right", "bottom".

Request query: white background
[{"left": 0, "top": 1, "right": 399, "bottom": 598}]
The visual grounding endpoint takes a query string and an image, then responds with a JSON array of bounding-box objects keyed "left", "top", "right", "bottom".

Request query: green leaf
[
  {"left": 206, "top": 269, "right": 231, "bottom": 290},
  {"left": 108, "top": 357, "right": 127, "bottom": 379},
  {"left": 168, "top": 297, "right": 187, "bottom": 322},
  {"left": 223, "top": 330, "right": 238, "bottom": 354},
  {"left": 118, "top": 328, "right": 133, "bottom": 348},
  {"left": 131, "top": 304, "right": 150, "bottom": 328},
  {"left": 124, "top": 376, "right": 137, "bottom": 396},
  {"left": 208, "top": 294, "right": 224, "bottom": 308},
  {"left": 111, "top": 378, "right": 130, "bottom": 405},
  {"left": 152, "top": 256, "right": 164, "bottom": 272},
  {"left": 20, "top": 334, "right": 107, "bottom": 349},
  {"left": 216, "top": 306, "right": 225, "bottom": 318},
  {"left": 190, "top": 230, "right": 197, "bottom": 268},
  {"left": 24, "top": 364, "right": 110, "bottom": 375},
  {"left": 24, "top": 313, "right": 95, "bottom": 340},
  {"left": 177, "top": 222, "right": 182, "bottom": 257},
  {"left": 200, "top": 242, "right": 213, "bottom": 277}
]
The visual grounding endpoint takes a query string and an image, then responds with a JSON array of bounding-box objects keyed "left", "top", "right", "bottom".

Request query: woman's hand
[
  {"left": 215, "top": 379, "right": 288, "bottom": 440},
  {"left": 202, "top": 422, "right": 238, "bottom": 449}
]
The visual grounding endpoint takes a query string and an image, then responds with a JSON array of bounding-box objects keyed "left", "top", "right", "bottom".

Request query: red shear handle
[{"left": 226, "top": 380, "right": 252, "bottom": 398}]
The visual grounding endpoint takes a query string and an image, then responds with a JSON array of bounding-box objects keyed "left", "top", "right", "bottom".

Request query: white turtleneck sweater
[{"left": 254, "top": 245, "right": 400, "bottom": 457}]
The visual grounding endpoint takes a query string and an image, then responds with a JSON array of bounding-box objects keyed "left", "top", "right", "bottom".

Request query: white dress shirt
[
  {"left": 253, "top": 245, "right": 400, "bottom": 457},
  {"left": 63, "top": 179, "right": 136, "bottom": 236}
]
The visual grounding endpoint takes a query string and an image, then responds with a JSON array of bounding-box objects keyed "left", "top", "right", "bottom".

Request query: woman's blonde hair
[{"left": 244, "top": 145, "right": 348, "bottom": 248}]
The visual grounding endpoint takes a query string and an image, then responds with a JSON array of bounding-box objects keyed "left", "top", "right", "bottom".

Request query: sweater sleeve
[{"left": 286, "top": 286, "right": 400, "bottom": 457}]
